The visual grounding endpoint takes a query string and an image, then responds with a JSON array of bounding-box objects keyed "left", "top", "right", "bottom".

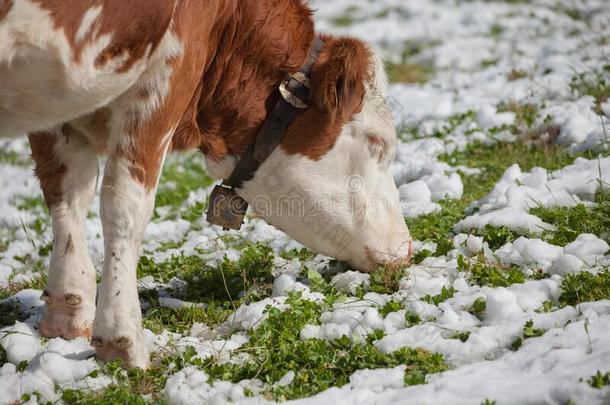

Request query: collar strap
[{"left": 224, "top": 36, "right": 325, "bottom": 189}]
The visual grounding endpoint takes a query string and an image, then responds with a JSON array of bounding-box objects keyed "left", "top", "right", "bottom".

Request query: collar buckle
[{"left": 280, "top": 72, "right": 311, "bottom": 109}]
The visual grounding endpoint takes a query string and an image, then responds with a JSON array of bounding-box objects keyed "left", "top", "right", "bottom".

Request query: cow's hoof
[
  {"left": 91, "top": 335, "right": 150, "bottom": 369},
  {"left": 38, "top": 291, "right": 94, "bottom": 339}
]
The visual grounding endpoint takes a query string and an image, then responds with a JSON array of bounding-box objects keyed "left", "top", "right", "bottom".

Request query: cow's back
[{"left": 0, "top": 0, "right": 176, "bottom": 137}]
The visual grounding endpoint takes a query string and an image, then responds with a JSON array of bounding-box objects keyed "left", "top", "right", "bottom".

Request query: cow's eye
[{"left": 367, "top": 134, "right": 385, "bottom": 161}]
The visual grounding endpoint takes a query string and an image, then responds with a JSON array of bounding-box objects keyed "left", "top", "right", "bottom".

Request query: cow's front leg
[
  {"left": 91, "top": 144, "right": 168, "bottom": 369},
  {"left": 29, "top": 128, "right": 98, "bottom": 339}
]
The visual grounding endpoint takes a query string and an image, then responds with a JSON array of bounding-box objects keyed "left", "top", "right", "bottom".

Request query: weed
[
  {"left": 569, "top": 66, "right": 610, "bottom": 114},
  {"left": 468, "top": 297, "right": 487, "bottom": 320},
  {"left": 477, "top": 225, "right": 520, "bottom": 250},
  {"left": 329, "top": 5, "right": 360, "bottom": 27},
  {"left": 489, "top": 23, "right": 504, "bottom": 38},
  {"left": 280, "top": 248, "right": 315, "bottom": 261},
  {"left": 369, "top": 265, "right": 406, "bottom": 294},
  {"left": 62, "top": 355, "right": 175, "bottom": 404},
  {"left": 531, "top": 192, "right": 610, "bottom": 246},
  {"left": 138, "top": 243, "right": 275, "bottom": 304},
  {"left": 507, "top": 69, "right": 527, "bottom": 81},
  {"left": 458, "top": 255, "right": 525, "bottom": 287},
  {"left": 421, "top": 286, "right": 456, "bottom": 306},
  {"left": 496, "top": 101, "right": 539, "bottom": 129},
  {"left": 386, "top": 62, "right": 432, "bottom": 84},
  {"left": 143, "top": 302, "right": 231, "bottom": 334},
  {"left": 379, "top": 301, "right": 403, "bottom": 317},
  {"left": 448, "top": 331, "right": 471, "bottom": 342},
  {"left": 510, "top": 320, "right": 547, "bottom": 350},
  {"left": 405, "top": 311, "right": 422, "bottom": 327},
  {"left": 0, "top": 300, "right": 29, "bottom": 328},
  {"left": 0, "top": 345, "right": 7, "bottom": 367},
  {"left": 559, "top": 270, "right": 610, "bottom": 307},
  {"left": 0, "top": 275, "right": 47, "bottom": 300},
  {"left": 587, "top": 371, "right": 610, "bottom": 389},
  {"left": 536, "top": 300, "right": 556, "bottom": 313},
  {"left": 154, "top": 153, "right": 213, "bottom": 219}
]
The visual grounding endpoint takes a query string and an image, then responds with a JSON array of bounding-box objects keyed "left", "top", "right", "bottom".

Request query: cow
[{"left": 0, "top": 0, "right": 413, "bottom": 368}]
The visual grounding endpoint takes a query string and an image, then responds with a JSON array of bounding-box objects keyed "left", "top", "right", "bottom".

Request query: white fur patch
[
  {"left": 44, "top": 129, "right": 99, "bottom": 327},
  {"left": 75, "top": 5, "right": 102, "bottom": 43},
  {"left": 0, "top": 0, "right": 165, "bottom": 137}
]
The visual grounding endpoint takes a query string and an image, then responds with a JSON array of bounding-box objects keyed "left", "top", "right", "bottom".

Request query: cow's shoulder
[{"left": 31, "top": 0, "right": 177, "bottom": 71}]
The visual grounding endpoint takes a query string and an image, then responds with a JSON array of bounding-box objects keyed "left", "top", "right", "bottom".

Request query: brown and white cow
[{"left": 0, "top": 0, "right": 412, "bottom": 368}]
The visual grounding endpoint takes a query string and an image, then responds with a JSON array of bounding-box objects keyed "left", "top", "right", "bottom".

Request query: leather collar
[
  {"left": 224, "top": 36, "right": 325, "bottom": 189},
  {"left": 206, "top": 37, "right": 325, "bottom": 230}
]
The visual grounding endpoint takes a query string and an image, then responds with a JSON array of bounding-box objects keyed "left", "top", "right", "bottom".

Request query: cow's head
[{"left": 228, "top": 37, "right": 412, "bottom": 271}]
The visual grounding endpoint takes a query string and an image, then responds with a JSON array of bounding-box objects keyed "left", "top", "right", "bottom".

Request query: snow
[
  {"left": 0, "top": 322, "right": 40, "bottom": 364},
  {"left": 455, "top": 157, "right": 610, "bottom": 236},
  {"left": 1, "top": 0, "right": 609, "bottom": 404}
]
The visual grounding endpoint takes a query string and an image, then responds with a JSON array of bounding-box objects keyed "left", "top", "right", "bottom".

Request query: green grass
[
  {"left": 559, "top": 270, "right": 610, "bottom": 307},
  {"left": 137, "top": 243, "right": 278, "bottom": 336},
  {"left": 468, "top": 297, "right": 487, "bottom": 320},
  {"left": 458, "top": 255, "right": 526, "bottom": 287},
  {"left": 507, "top": 69, "right": 527, "bottom": 81},
  {"left": 62, "top": 356, "right": 174, "bottom": 404},
  {"left": 570, "top": 65, "right": 610, "bottom": 114},
  {"left": 536, "top": 300, "right": 556, "bottom": 313},
  {"left": 0, "top": 149, "right": 31, "bottom": 166},
  {"left": 476, "top": 225, "right": 519, "bottom": 250},
  {"left": 368, "top": 265, "right": 407, "bottom": 294},
  {"left": 0, "top": 299, "right": 28, "bottom": 328},
  {"left": 330, "top": 5, "right": 359, "bottom": 27},
  {"left": 280, "top": 247, "right": 316, "bottom": 261},
  {"left": 154, "top": 153, "right": 213, "bottom": 220},
  {"left": 409, "top": 141, "right": 580, "bottom": 256},
  {"left": 405, "top": 311, "right": 422, "bottom": 327},
  {"left": 421, "top": 286, "right": 456, "bottom": 306},
  {"left": 379, "top": 300, "right": 403, "bottom": 317},
  {"left": 190, "top": 293, "right": 447, "bottom": 401},
  {"left": 407, "top": 141, "right": 596, "bottom": 256},
  {"left": 138, "top": 242, "right": 275, "bottom": 304},
  {"left": 143, "top": 300, "right": 231, "bottom": 334},
  {"left": 0, "top": 275, "right": 47, "bottom": 300},
  {"left": 496, "top": 101, "right": 539, "bottom": 129},
  {"left": 587, "top": 371, "right": 610, "bottom": 389},
  {"left": 386, "top": 62, "right": 432, "bottom": 84},
  {"left": 530, "top": 191, "right": 610, "bottom": 246},
  {"left": 385, "top": 38, "right": 437, "bottom": 84},
  {"left": 510, "top": 319, "right": 547, "bottom": 350},
  {"left": 406, "top": 200, "right": 468, "bottom": 256},
  {"left": 448, "top": 331, "right": 471, "bottom": 342}
]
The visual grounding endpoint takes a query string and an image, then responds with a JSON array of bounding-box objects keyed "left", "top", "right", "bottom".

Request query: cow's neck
[{"left": 189, "top": 0, "right": 315, "bottom": 162}]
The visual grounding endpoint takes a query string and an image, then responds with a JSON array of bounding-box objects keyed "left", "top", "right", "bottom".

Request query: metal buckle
[
  {"left": 279, "top": 72, "right": 311, "bottom": 109},
  {"left": 206, "top": 184, "right": 248, "bottom": 230}
]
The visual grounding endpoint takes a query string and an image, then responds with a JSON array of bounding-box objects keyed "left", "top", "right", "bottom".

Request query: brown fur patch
[
  {"left": 28, "top": 130, "right": 67, "bottom": 208},
  {"left": 118, "top": 0, "right": 221, "bottom": 189},
  {"left": 31, "top": 0, "right": 176, "bottom": 72},
  {"left": 281, "top": 36, "right": 372, "bottom": 160},
  {"left": 172, "top": 0, "right": 315, "bottom": 160},
  {"left": 170, "top": 3, "right": 372, "bottom": 163},
  {"left": 0, "top": 0, "right": 13, "bottom": 21}
]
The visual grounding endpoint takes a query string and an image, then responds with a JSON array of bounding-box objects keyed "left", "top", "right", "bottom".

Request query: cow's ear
[{"left": 311, "top": 37, "right": 371, "bottom": 120}]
